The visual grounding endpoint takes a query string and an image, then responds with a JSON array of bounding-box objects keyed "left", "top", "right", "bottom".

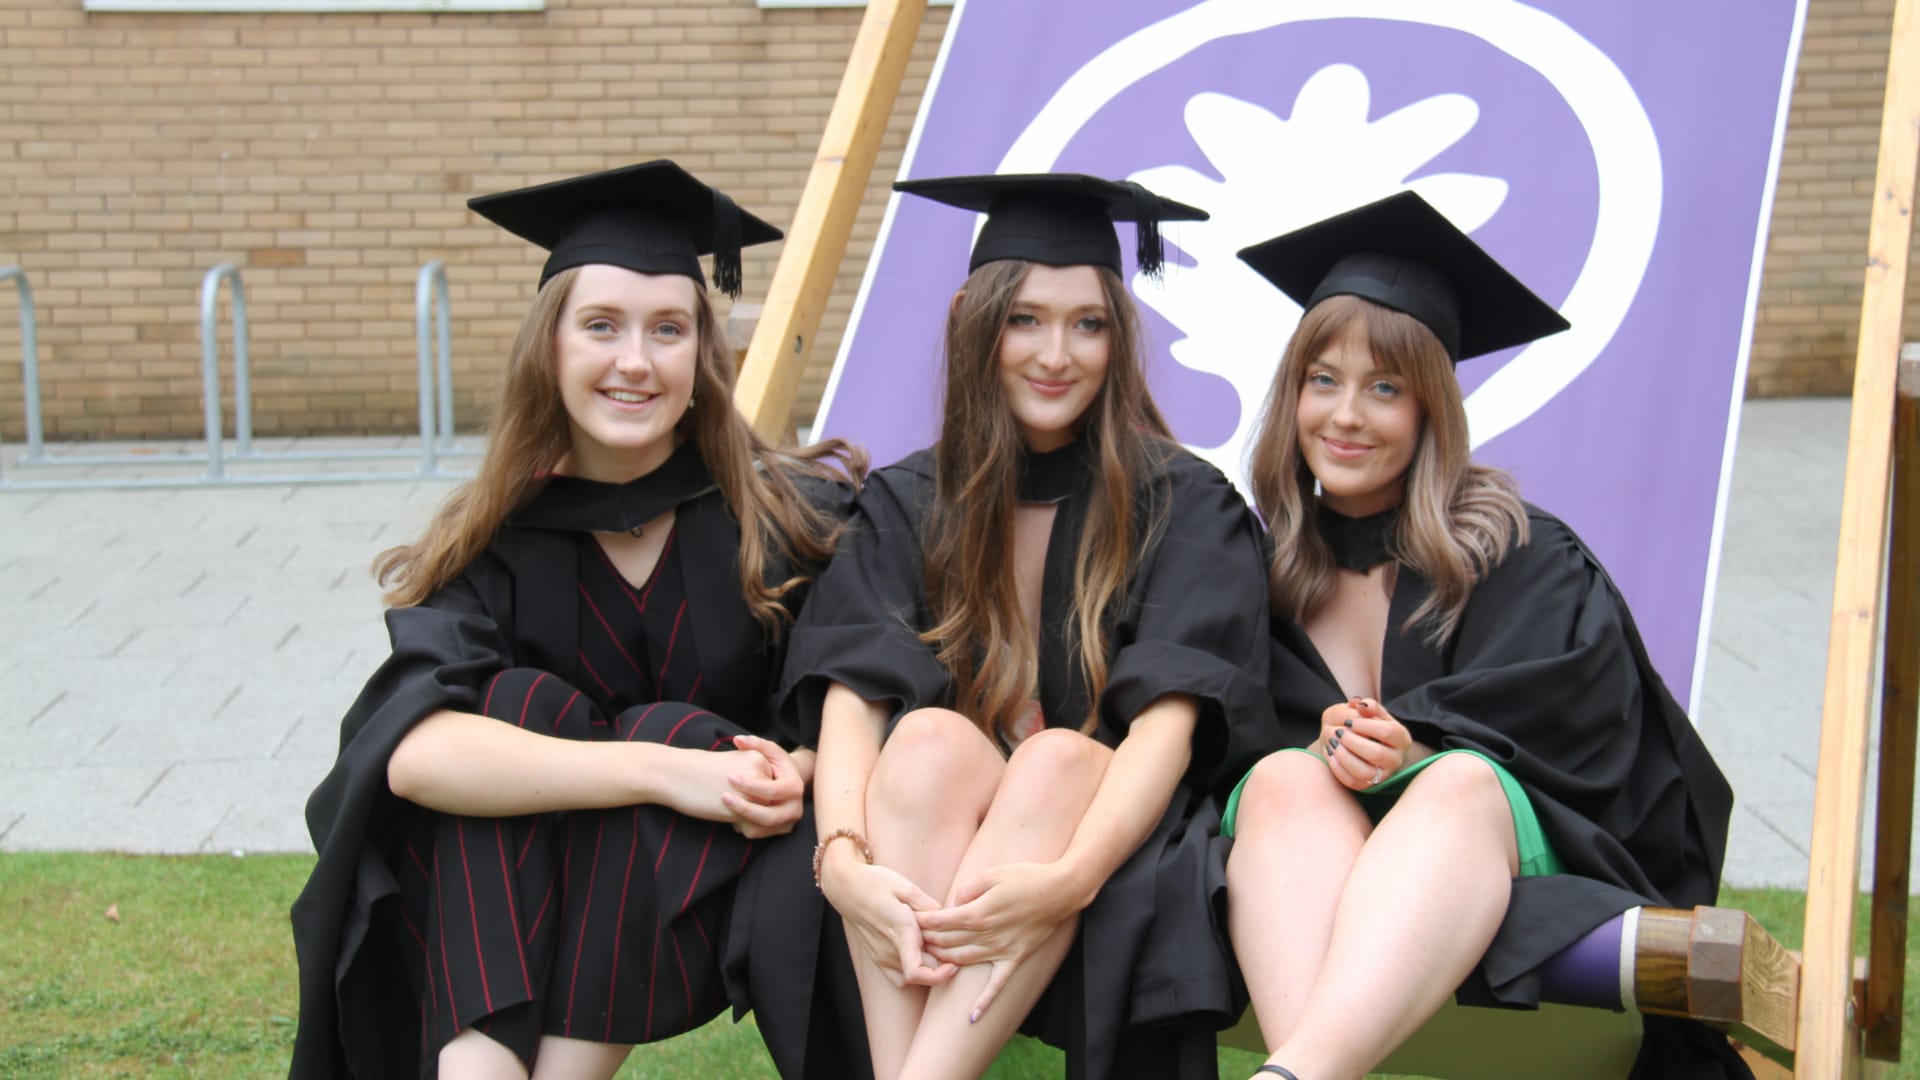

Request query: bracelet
[{"left": 811, "top": 827, "right": 873, "bottom": 890}]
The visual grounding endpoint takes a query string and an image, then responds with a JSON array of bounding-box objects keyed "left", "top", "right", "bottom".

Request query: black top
[
  {"left": 287, "top": 451, "right": 854, "bottom": 1080},
  {"left": 773, "top": 439, "right": 1278, "bottom": 1078},
  {"left": 1268, "top": 506, "right": 1738, "bottom": 1068},
  {"left": 779, "top": 440, "right": 1272, "bottom": 786},
  {"left": 1236, "top": 190, "right": 1570, "bottom": 362},
  {"left": 893, "top": 172, "right": 1208, "bottom": 278}
]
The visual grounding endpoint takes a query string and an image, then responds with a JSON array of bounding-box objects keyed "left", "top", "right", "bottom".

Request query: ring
[{"left": 1370, "top": 766, "right": 1383, "bottom": 786}]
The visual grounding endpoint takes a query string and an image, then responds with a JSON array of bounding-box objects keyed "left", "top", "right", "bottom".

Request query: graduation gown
[
  {"left": 761, "top": 440, "right": 1276, "bottom": 1080},
  {"left": 1268, "top": 505, "right": 1742, "bottom": 1074},
  {"left": 288, "top": 444, "right": 854, "bottom": 1080}
]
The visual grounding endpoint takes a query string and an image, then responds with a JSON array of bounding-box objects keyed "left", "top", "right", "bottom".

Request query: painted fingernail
[
  {"left": 969, "top": 1008, "right": 981, "bottom": 1024},
  {"left": 1342, "top": 718, "right": 1353, "bottom": 729}
]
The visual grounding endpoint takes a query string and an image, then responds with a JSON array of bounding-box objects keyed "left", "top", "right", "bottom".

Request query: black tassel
[
  {"left": 1127, "top": 181, "right": 1165, "bottom": 280},
  {"left": 711, "top": 187, "right": 744, "bottom": 299}
]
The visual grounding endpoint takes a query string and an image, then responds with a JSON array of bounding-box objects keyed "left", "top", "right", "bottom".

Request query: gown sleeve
[
  {"left": 1377, "top": 509, "right": 1733, "bottom": 1001},
  {"left": 1099, "top": 451, "right": 1278, "bottom": 791},
  {"left": 774, "top": 459, "right": 952, "bottom": 745},
  {"left": 289, "top": 554, "right": 518, "bottom": 1080}
]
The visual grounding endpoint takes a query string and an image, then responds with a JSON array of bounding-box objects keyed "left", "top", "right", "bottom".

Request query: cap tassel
[
  {"left": 1127, "top": 182, "right": 1165, "bottom": 280},
  {"left": 711, "top": 188, "right": 744, "bottom": 299}
]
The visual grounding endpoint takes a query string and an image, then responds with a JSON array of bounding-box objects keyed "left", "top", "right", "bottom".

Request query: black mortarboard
[
  {"left": 893, "top": 173, "right": 1208, "bottom": 278},
  {"left": 467, "top": 160, "right": 782, "bottom": 298},
  {"left": 1235, "top": 191, "right": 1569, "bottom": 362}
]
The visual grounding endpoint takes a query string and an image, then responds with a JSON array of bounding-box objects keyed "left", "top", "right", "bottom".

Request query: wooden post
[
  {"left": 732, "top": 0, "right": 931, "bottom": 442},
  {"left": 1797, "top": 0, "right": 1920, "bottom": 1074},
  {"left": 1864, "top": 346, "right": 1920, "bottom": 1062}
]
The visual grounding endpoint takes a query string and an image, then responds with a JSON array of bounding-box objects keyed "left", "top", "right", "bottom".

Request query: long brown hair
[
  {"left": 920, "top": 259, "right": 1172, "bottom": 743},
  {"left": 1249, "top": 294, "right": 1527, "bottom": 645},
  {"left": 375, "top": 267, "right": 866, "bottom": 636}
]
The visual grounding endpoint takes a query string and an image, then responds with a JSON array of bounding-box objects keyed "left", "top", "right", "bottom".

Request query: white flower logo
[
  {"left": 997, "top": 0, "right": 1663, "bottom": 493},
  {"left": 1128, "top": 64, "right": 1512, "bottom": 487}
]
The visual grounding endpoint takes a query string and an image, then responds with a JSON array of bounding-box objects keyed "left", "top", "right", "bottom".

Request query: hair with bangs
[
  {"left": 920, "top": 259, "right": 1173, "bottom": 745},
  {"left": 374, "top": 266, "right": 866, "bottom": 636},
  {"left": 1248, "top": 294, "right": 1527, "bottom": 644}
]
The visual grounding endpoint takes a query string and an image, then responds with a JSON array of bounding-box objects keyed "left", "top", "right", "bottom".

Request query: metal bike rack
[
  {"left": 0, "top": 262, "right": 478, "bottom": 490},
  {"left": 1, "top": 266, "right": 43, "bottom": 483},
  {"left": 200, "top": 261, "right": 249, "bottom": 479}
]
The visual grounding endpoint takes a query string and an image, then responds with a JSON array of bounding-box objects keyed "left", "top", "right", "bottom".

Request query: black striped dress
[{"left": 388, "top": 528, "right": 756, "bottom": 1073}]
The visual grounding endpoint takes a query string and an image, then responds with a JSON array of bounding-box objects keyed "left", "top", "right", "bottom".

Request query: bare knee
[
  {"left": 1004, "top": 728, "right": 1106, "bottom": 782},
  {"left": 870, "top": 708, "right": 996, "bottom": 819},
  {"left": 1235, "top": 750, "right": 1348, "bottom": 829},
  {"left": 440, "top": 1028, "right": 528, "bottom": 1080},
  {"left": 1399, "top": 753, "right": 1508, "bottom": 822}
]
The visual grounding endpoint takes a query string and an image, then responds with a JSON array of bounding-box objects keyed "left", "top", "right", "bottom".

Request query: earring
[
  {"left": 1312, "top": 475, "right": 1323, "bottom": 498},
  {"left": 687, "top": 389, "right": 697, "bottom": 412}
]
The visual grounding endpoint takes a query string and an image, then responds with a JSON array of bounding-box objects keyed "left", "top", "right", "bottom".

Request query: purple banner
[{"left": 814, "top": 0, "right": 1806, "bottom": 709}]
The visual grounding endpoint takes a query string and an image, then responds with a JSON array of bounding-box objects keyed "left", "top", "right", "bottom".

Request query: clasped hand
[
  {"left": 918, "top": 860, "right": 1076, "bottom": 1021},
  {"left": 674, "top": 734, "right": 804, "bottom": 839},
  {"left": 1319, "top": 697, "right": 1413, "bottom": 791},
  {"left": 825, "top": 858, "right": 1076, "bottom": 1021}
]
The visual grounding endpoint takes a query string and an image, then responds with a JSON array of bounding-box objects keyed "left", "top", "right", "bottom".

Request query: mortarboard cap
[
  {"left": 467, "top": 160, "right": 782, "bottom": 299},
  {"left": 893, "top": 173, "right": 1208, "bottom": 279},
  {"left": 1235, "top": 191, "right": 1569, "bottom": 362}
]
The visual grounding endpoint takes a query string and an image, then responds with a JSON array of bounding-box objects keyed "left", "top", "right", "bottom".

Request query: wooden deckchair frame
[{"left": 732, "top": 0, "right": 1920, "bottom": 1074}]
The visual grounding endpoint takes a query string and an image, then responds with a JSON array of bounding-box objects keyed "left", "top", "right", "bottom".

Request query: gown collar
[
  {"left": 513, "top": 440, "right": 718, "bottom": 534},
  {"left": 1017, "top": 440, "right": 1093, "bottom": 504},
  {"left": 1318, "top": 504, "right": 1400, "bottom": 572}
]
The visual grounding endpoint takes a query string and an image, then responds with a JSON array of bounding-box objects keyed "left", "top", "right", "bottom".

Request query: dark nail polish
[{"left": 1343, "top": 718, "right": 1353, "bottom": 729}]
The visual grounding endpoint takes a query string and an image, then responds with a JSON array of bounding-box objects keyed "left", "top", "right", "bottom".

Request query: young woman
[
  {"left": 779, "top": 174, "right": 1275, "bottom": 1080},
  {"left": 1223, "top": 192, "right": 1740, "bottom": 1080},
  {"left": 288, "top": 161, "right": 865, "bottom": 1080}
]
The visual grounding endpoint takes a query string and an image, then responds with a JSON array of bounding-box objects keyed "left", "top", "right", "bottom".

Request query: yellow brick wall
[
  {"left": 0, "top": 0, "right": 1913, "bottom": 440},
  {"left": 0, "top": 0, "right": 949, "bottom": 440},
  {"left": 1757, "top": 0, "right": 1920, "bottom": 396}
]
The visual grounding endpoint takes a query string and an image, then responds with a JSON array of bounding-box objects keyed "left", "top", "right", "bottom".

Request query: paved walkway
[{"left": 0, "top": 402, "right": 1904, "bottom": 889}]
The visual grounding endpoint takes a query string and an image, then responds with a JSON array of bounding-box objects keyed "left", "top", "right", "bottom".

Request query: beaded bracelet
[{"left": 811, "top": 827, "right": 874, "bottom": 889}]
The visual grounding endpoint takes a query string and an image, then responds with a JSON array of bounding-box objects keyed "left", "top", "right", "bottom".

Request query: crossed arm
[{"left": 387, "top": 708, "right": 815, "bottom": 839}]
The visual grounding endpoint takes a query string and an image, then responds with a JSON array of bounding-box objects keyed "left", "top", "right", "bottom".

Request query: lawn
[{"left": 0, "top": 852, "right": 1910, "bottom": 1078}]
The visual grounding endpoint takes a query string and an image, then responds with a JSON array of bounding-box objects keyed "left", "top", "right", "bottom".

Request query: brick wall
[
  {"left": 0, "top": 0, "right": 949, "bottom": 441},
  {"left": 0, "top": 0, "right": 1913, "bottom": 441},
  {"left": 1756, "top": 0, "right": 1920, "bottom": 396}
]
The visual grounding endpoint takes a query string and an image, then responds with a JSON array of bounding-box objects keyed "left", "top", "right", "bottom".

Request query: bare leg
[
  {"left": 895, "top": 728, "right": 1111, "bottom": 1080},
  {"left": 856, "top": 709, "right": 1005, "bottom": 1079},
  {"left": 1261, "top": 753, "right": 1520, "bottom": 1080},
  {"left": 526, "top": 1035, "right": 632, "bottom": 1080},
  {"left": 438, "top": 1028, "right": 529, "bottom": 1080},
  {"left": 1226, "top": 750, "right": 1371, "bottom": 1049}
]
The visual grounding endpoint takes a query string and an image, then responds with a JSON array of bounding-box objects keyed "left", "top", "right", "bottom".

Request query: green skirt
[{"left": 1221, "top": 747, "right": 1567, "bottom": 877}]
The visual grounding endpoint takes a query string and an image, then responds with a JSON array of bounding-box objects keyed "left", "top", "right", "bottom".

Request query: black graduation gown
[
  {"left": 288, "top": 446, "right": 855, "bottom": 1080},
  {"left": 760, "top": 440, "right": 1276, "bottom": 1080},
  {"left": 1268, "top": 505, "right": 1744, "bottom": 1075}
]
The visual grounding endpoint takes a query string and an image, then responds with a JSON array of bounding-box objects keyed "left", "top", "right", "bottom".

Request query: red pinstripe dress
[
  {"left": 386, "top": 527, "right": 750, "bottom": 1072},
  {"left": 290, "top": 445, "right": 854, "bottom": 1080}
]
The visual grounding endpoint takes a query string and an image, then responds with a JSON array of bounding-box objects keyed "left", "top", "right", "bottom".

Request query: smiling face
[
  {"left": 553, "top": 263, "right": 701, "bottom": 483},
  {"left": 994, "top": 263, "right": 1113, "bottom": 453},
  {"left": 1295, "top": 318, "right": 1424, "bottom": 517}
]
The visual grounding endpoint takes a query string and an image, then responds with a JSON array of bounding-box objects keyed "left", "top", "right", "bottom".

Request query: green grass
[{"left": 0, "top": 854, "right": 1910, "bottom": 1078}]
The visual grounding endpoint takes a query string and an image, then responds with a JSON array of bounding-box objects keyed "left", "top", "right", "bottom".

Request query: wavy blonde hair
[
  {"left": 920, "top": 259, "right": 1172, "bottom": 744},
  {"left": 374, "top": 267, "right": 866, "bottom": 637},
  {"left": 1249, "top": 294, "right": 1527, "bottom": 645}
]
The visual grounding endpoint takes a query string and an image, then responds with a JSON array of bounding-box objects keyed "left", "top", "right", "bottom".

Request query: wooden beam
[
  {"left": 732, "top": 0, "right": 930, "bottom": 442},
  {"left": 1797, "top": 0, "right": 1920, "bottom": 1074},
  {"left": 1636, "top": 906, "right": 1800, "bottom": 1064},
  {"left": 1864, "top": 347, "right": 1920, "bottom": 1062},
  {"left": 1691, "top": 907, "right": 1801, "bottom": 1063}
]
